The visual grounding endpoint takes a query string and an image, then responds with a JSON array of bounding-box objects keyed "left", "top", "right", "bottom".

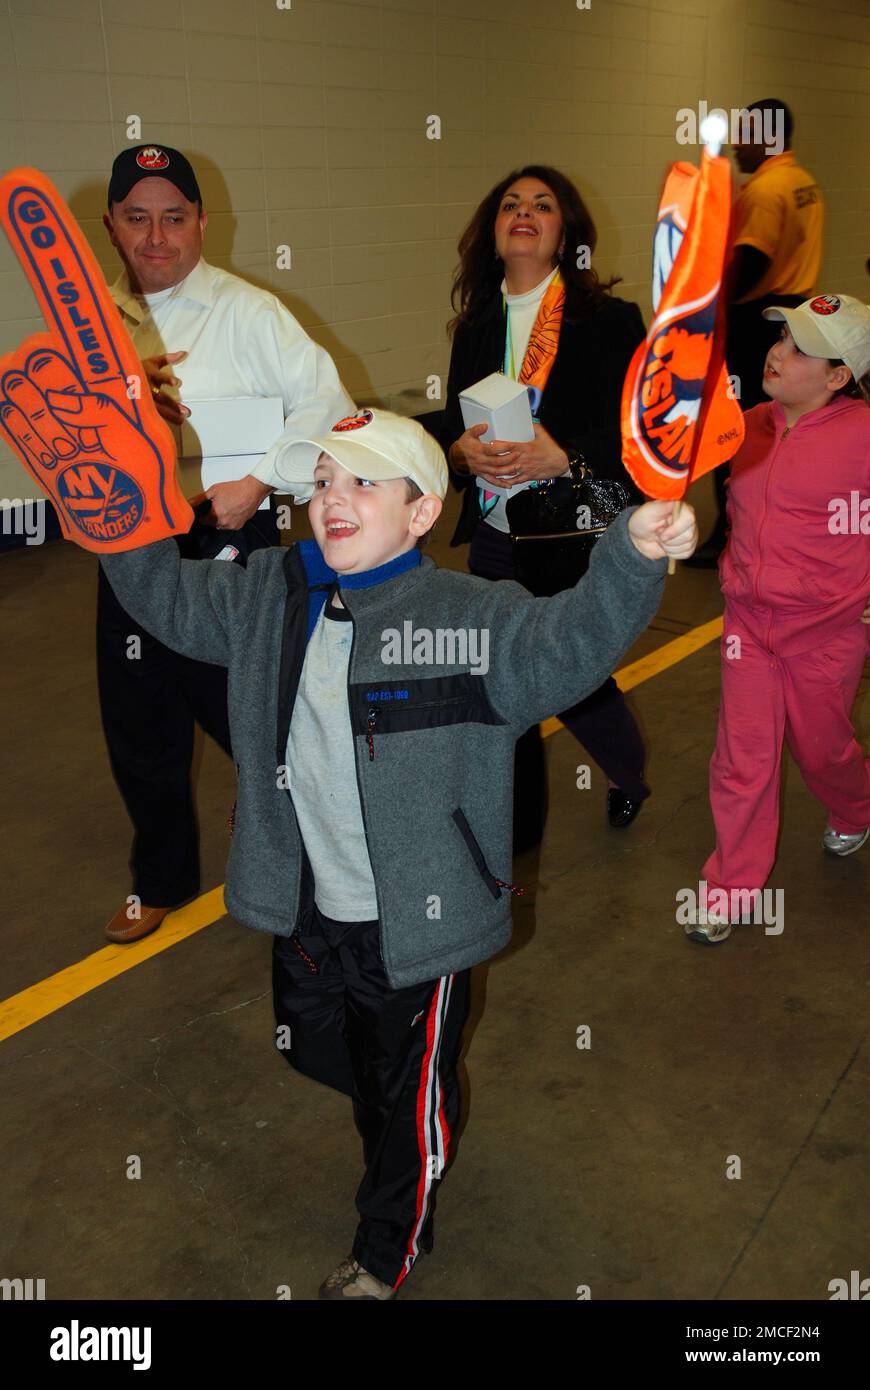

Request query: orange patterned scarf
[{"left": 503, "top": 268, "right": 566, "bottom": 405}]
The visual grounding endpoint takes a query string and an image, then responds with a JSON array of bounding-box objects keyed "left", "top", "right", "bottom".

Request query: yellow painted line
[
  {"left": 540, "top": 614, "right": 723, "bottom": 738},
  {"left": 2, "top": 615, "right": 725, "bottom": 1043},
  {"left": 0, "top": 887, "right": 225, "bottom": 1043}
]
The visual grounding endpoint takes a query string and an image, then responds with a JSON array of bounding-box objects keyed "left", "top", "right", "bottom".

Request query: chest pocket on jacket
[{"left": 348, "top": 674, "right": 507, "bottom": 737}]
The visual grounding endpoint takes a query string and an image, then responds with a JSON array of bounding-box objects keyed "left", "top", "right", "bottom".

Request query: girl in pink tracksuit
[{"left": 690, "top": 293, "right": 870, "bottom": 944}]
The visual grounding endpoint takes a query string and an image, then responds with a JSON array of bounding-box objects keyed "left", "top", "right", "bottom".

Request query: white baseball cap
[
  {"left": 276, "top": 407, "right": 449, "bottom": 499},
  {"left": 763, "top": 294, "right": 870, "bottom": 382}
]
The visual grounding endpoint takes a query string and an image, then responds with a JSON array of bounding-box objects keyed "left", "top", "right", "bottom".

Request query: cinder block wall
[{"left": 1, "top": 0, "right": 867, "bottom": 501}]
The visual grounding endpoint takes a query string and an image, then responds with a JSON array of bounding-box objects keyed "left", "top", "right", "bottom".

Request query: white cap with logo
[
  {"left": 276, "top": 407, "right": 449, "bottom": 500},
  {"left": 763, "top": 294, "right": 870, "bottom": 382}
]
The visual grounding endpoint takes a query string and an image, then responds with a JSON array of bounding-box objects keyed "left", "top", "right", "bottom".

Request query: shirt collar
[
  {"left": 297, "top": 542, "right": 423, "bottom": 639},
  {"left": 769, "top": 394, "right": 855, "bottom": 431},
  {"left": 108, "top": 257, "right": 214, "bottom": 322},
  {"left": 299, "top": 540, "right": 421, "bottom": 591},
  {"left": 501, "top": 267, "right": 558, "bottom": 307},
  {"left": 748, "top": 150, "right": 795, "bottom": 183}
]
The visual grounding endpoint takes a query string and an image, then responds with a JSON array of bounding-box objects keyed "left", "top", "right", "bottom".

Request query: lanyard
[{"left": 502, "top": 296, "right": 516, "bottom": 380}]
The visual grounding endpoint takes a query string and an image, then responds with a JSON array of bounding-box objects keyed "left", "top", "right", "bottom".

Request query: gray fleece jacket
[{"left": 101, "top": 510, "right": 666, "bottom": 987}]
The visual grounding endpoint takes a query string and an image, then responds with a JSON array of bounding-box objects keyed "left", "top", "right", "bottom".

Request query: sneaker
[
  {"left": 822, "top": 825, "right": 869, "bottom": 857},
  {"left": 684, "top": 912, "right": 732, "bottom": 945},
  {"left": 318, "top": 1256, "right": 395, "bottom": 1301}
]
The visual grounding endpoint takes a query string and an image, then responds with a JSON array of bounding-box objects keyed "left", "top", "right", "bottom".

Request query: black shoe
[{"left": 607, "top": 789, "right": 642, "bottom": 829}]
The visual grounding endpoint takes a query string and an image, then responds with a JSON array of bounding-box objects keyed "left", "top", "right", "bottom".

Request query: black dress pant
[
  {"left": 273, "top": 905, "right": 471, "bottom": 1290},
  {"left": 96, "top": 508, "right": 279, "bottom": 906},
  {"left": 468, "top": 520, "right": 649, "bottom": 851}
]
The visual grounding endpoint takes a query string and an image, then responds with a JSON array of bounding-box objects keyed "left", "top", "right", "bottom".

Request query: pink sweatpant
[{"left": 702, "top": 614, "right": 870, "bottom": 898}]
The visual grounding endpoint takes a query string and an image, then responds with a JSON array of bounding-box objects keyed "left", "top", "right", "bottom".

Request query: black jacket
[{"left": 443, "top": 292, "right": 646, "bottom": 545}]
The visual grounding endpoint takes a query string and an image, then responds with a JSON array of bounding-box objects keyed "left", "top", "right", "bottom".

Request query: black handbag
[{"left": 505, "top": 460, "right": 632, "bottom": 598}]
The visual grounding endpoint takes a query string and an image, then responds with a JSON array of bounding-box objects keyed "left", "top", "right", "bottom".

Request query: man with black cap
[{"left": 98, "top": 142, "right": 353, "bottom": 943}]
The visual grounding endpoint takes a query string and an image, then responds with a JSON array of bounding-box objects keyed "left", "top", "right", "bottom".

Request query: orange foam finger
[{"left": 0, "top": 168, "right": 193, "bottom": 551}]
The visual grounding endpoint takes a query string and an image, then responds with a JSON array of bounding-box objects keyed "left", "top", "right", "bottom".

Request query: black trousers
[
  {"left": 96, "top": 509, "right": 279, "bottom": 906},
  {"left": 468, "top": 521, "right": 649, "bottom": 850},
  {"left": 273, "top": 905, "right": 471, "bottom": 1290}
]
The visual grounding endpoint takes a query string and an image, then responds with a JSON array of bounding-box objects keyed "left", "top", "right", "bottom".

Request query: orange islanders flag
[{"left": 621, "top": 152, "right": 744, "bottom": 501}]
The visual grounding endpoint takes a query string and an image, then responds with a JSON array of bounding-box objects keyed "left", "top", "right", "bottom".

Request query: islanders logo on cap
[
  {"left": 332, "top": 409, "right": 374, "bottom": 432},
  {"left": 810, "top": 295, "right": 840, "bottom": 316},
  {"left": 136, "top": 146, "right": 170, "bottom": 171}
]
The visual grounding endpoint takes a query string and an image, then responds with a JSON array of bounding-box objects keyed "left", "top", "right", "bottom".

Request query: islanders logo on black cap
[
  {"left": 332, "top": 410, "right": 374, "bottom": 432},
  {"left": 136, "top": 146, "right": 170, "bottom": 171},
  {"left": 809, "top": 295, "right": 840, "bottom": 316}
]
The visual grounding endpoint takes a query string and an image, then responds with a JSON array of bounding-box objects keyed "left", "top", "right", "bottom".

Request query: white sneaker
[
  {"left": 684, "top": 911, "right": 732, "bottom": 945},
  {"left": 822, "top": 825, "right": 869, "bottom": 857}
]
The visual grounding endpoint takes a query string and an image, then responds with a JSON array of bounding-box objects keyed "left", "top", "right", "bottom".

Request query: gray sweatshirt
[{"left": 102, "top": 510, "right": 666, "bottom": 987}]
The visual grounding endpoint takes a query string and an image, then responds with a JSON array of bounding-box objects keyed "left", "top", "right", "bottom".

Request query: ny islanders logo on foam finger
[{"left": 57, "top": 462, "right": 144, "bottom": 542}]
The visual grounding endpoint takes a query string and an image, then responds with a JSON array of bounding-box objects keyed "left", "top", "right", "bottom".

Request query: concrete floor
[{"left": 1, "top": 480, "right": 868, "bottom": 1301}]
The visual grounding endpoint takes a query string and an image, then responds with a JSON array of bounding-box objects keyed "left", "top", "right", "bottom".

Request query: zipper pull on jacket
[{"left": 366, "top": 706, "right": 377, "bottom": 760}]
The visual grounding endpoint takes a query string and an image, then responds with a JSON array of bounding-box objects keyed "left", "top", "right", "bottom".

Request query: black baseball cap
[{"left": 108, "top": 144, "right": 201, "bottom": 208}]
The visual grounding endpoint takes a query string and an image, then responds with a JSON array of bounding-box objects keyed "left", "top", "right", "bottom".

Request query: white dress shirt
[{"left": 109, "top": 258, "right": 353, "bottom": 499}]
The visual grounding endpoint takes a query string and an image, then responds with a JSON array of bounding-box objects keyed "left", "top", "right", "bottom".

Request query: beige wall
[{"left": 0, "top": 0, "right": 868, "bottom": 501}]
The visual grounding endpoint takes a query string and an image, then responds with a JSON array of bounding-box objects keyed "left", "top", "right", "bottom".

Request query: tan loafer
[
  {"left": 318, "top": 1256, "right": 395, "bottom": 1301},
  {"left": 105, "top": 902, "right": 170, "bottom": 944}
]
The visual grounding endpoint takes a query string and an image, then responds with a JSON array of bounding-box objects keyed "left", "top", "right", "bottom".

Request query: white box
[
  {"left": 459, "top": 372, "right": 534, "bottom": 444},
  {"left": 171, "top": 397, "right": 285, "bottom": 510}
]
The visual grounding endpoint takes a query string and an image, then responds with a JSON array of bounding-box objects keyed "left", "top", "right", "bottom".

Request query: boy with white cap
[
  {"left": 688, "top": 294, "right": 870, "bottom": 944},
  {"left": 101, "top": 407, "right": 696, "bottom": 1296}
]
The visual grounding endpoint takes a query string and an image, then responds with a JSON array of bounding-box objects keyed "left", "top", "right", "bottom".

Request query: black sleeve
[
  {"left": 443, "top": 320, "right": 476, "bottom": 494},
  {"left": 559, "top": 299, "right": 647, "bottom": 502},
  {"left": 730, "top": 245, "right": 772, "bottom": 302}
]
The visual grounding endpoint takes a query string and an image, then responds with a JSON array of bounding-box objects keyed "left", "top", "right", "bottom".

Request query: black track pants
[{"left": 273, "top": 905, "right": 471, "bottom": 1290}]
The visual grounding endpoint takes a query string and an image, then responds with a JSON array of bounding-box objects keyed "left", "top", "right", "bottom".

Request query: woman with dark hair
[{"left": 444, "top": 165, "right": 649, "bottom": 849}]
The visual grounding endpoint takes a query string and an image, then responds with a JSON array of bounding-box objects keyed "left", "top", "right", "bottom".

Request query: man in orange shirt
[{"left": 690, "top": 98, "right": 825, "bottom": 563}]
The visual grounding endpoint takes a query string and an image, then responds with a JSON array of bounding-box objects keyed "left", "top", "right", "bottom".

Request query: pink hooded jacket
[{"left": 719, "top": 395, "right": 870, "bottom": 656}]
